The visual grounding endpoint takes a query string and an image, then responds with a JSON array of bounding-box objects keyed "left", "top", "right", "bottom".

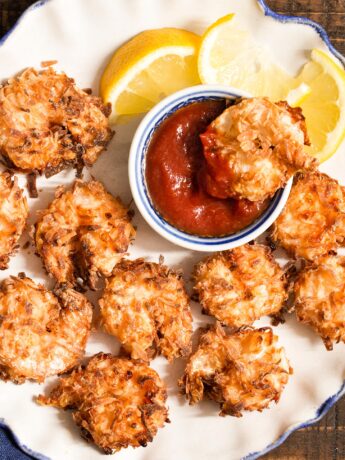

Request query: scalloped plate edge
[
  {"left": 0, "top": 419, "right": 49, "bottom": 460},
  {"left": 0, "top": 1, "right": 344, "bottom": 459}
]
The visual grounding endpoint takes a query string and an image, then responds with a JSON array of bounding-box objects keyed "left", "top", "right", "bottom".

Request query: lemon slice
[
  {"left": 100, "top": 28, "right": 201, "bottom": 121},
  {"left": 297, "top": 49, "right": 345, "bottom": 162},
  {"left": 286, "top": 83, "right": 311, "bottom": 107},
  {"left": 198, "top": 14, "right": 295, "bottom": 100}
]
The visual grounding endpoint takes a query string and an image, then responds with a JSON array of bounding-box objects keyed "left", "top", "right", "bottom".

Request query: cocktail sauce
[{"left": 145, "top": 100, "right": 268, "bottom": 237}]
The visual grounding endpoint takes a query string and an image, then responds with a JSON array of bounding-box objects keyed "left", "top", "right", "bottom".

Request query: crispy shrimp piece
[
  {"left": 193, "top": 244, "right": 287, "bottom": 328},
  {"left": 0, "top": 276, "right": 92, "bottom": 383},
  {"left": 34, "top": 180, "right": 135, "bottom": 289},
  {"left": 0, "top": 67, "right": 113, "bottom": 175},
  {"left": 200, "top": 98, "right": 317, "bottom": 202},
  {"left": 0, "top": 171, "right": 28, "bottom": 269},
  {"left": 99, "top": 258, "right": 192, "bottom": 362},
  {"left": 272, "top": 172, "right": 345, "bottom": 260},
  {"left": 37, "top": 353, "right": 169, "bottom": 454},
  {"left": 294, "top": 255, "right": 345, "bottom": 350},
  {"left": 179, "top": 323, "right": 292, "bottom": 416}
]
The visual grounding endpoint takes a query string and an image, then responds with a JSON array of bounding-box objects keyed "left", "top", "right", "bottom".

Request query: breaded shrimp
[
  {"left": 200, "top": 98, "right": 317, "bottom": 202},
  {"left": 272, "top": 172, "right": 345, "bottom": 260},
  {"left": 0, "top": 276, "right": 92, "bottom": 383},
  {"left": 294, "top": 255, "right": 345, "bottom": 350},
  {"left": 193, "top": 244, "right": 287, "bottom": 328},
  {"left": 37, "top": 353, "right": 169, "bottom": 454},
  {"left": 0, "top": 67, "right": 113, "bottom": 175},
  {"left": 0, "top": 171, "right": 28, "bottom": 269},
  {"left": 99, "top": 258, "right": 192, "bottom": 362},
  {"left": 34, "top": 179, "right": 135, "bottom": 289},
  {"left": 179, "top": 323, "right": 292, "bottom": 416}
]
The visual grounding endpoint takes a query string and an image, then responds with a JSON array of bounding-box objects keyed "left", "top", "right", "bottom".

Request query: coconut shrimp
[
  {"left": 0, "top": 67, "right": 113, "bottom": 175},
  {"left": 200, "top": 98, "right": 317, "bottom": 202},
  {"left": 272, "top": 172, "right": 345, "bottom": 260},
  {"left": 294, "top": 255, "right": 345, "bottom": 350},
  {"left": 0, "top": 275, "right": 92, "bottom": 383},
  {"left": 37, "top": 353, "right": 169, "bottom": 454},
  {"left": 99, "top": 258, "right": 193, "bottom": 362},
  {"left": 0, "top": 171, "right": 28, "bottom": 269},
  {"left": 34, "top": 179, "right": 135, "bottom": 289},
  {"left": 193, "top": 244, "right": 287, "bottom": 328},
  {"left": 179, "top": 323, "right": 292, "bottom": 416}
]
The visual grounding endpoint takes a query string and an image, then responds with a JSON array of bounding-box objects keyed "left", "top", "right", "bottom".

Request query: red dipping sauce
[{"left": 145, "top": 100, "right": 269, "bottom": 237}]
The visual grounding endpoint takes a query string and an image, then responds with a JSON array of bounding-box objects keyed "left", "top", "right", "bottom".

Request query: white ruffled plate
[{"left": 1, "top": 1, "right": 345, "bottom": 459}]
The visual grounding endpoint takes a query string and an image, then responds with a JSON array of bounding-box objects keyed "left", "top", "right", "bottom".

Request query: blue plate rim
[
  {"left": 0, "top": 419, "right": 49, "bottom": 460},
  {"left": 0, "top": 0, "right": 345, "bottom": 459}
]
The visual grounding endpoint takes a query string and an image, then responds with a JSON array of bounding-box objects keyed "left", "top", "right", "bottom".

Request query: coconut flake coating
[
  {"left": 272, "top": 172, "right": 345, "bottom": 260},
  {"left": 0, "top": 67, "right": 113, "bottom": 175},
  {"left": 294, "top": 255, "right": 345, "bottom": 350},
  {"left": 34, "top": 179, "right": 135, "bottom": 289},
  {"left": 0, "top": 171, "right": 28, "bottom": 269},
  {"left": 193, "top": 244, "right": 287, "bottom": 328},
  {"left": 179, "top": 323, "right": 292, "bottom": 416},
  {"left": 201, "top": 98, "right": 317, "bottom": 202},
  {"left": 99, "top": 258, "right": 193, "bottom": 362},
  {"left": 37, "top": 353, "right": 169, "bottom": 454},
  {"left": 0, "top": 276, "right": 93, "bottom": 383}
]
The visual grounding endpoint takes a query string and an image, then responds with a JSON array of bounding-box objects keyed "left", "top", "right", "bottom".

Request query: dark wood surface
[{"left": 0, "top": 0, "right": 344, "bottom": 459}]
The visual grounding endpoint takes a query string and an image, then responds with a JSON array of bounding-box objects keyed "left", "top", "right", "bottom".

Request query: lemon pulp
[{"left": 100, "top": 28, "right": 201, "bottom": 121}]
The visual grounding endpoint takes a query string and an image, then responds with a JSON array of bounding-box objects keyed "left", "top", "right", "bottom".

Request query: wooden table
[{"left": 0, "top": 0, "right": 345, "bottom": 458}]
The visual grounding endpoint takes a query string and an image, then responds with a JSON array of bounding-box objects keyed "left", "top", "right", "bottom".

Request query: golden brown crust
[
  {"left": 99, "top": 258, "right": 193, "bottom": 361},
  {"left": 0, "top": 276, "right": 93, "bottom": 383},
  {"left": 37, "top": 353, "right": 168, "bottom": 454},
  {"left": 272, "top": 171, "right": 345, "bottom": 260},
  {"left": 275, "top": 101, "right": 311, "bottom": 146},
  {"left": 179, "top": 323, "right": 292, "bottom": 416},
  {"left": 34, "top": 179, "right": 136, "bottom": 289},
  {"left": 0, "top": 171, "right": 28, "bottom": 269},
  {"left": 294, "top": 255, "right": 345, "bottom": 350},
  {"left": 193, "top": 244, "right": 287, "bottom": 328},
  {"left": 201, "top": 97, "right": 317, "bottom": 202},
  {"left": 0, "top": 67, "right": 113, "bottom": 175}
]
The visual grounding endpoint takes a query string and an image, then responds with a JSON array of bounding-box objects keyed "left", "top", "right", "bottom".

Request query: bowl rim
[{"left": 129, "top": 84, "right": 292, "bottom": 251}]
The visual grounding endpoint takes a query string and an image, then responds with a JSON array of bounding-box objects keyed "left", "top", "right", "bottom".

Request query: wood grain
[{"left": 0, "top": 0, "right": 345, "bottom": 459}]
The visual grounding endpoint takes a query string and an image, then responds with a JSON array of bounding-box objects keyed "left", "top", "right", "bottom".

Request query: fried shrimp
[
  {"left": 272, "top": 172, "right": 345, "bottom": 260},
  {"left": 200, "top": 97, "right": 317, "bottom": 202},
  {"left": 0, "top": 67, "right": 113, "bottom": 175},
  {"left": 193, "top": 244, "right": 287, "bottom": 328},
  {"left": 0, "top": 171, "right": 28, "bottom": 269},
  {"left": 34, "top": 180, "right": 135, "bottom": 289},
  {"left": 37, "top": 353, "right": 169, "bottom": 454},
  {"left": 294, "top": 255, "right": 345, "bottom": 350},
  {"left": 0, "top": 276, "right": 92, "bottom": 383},
  {"left": 179, "top": 323, "right": 292, "bottom": 416},
  {"left": 99, "top": 258, "right": 192, "bottom": 362}
]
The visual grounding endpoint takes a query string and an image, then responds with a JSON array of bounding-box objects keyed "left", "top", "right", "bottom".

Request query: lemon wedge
[
  {"left": 297, "top": 49, "right": 345, "bottom": 162},
  {"left": 198, "top": 14, "right": 295, "bottom": 100},
  {"left": 100, "top": 28, "right": 201, "bottom": 121}
]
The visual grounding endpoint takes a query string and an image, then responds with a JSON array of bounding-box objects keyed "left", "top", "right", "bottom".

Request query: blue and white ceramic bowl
[{"left": 129, "top": 84, "right": 292, "bottom": 251}]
